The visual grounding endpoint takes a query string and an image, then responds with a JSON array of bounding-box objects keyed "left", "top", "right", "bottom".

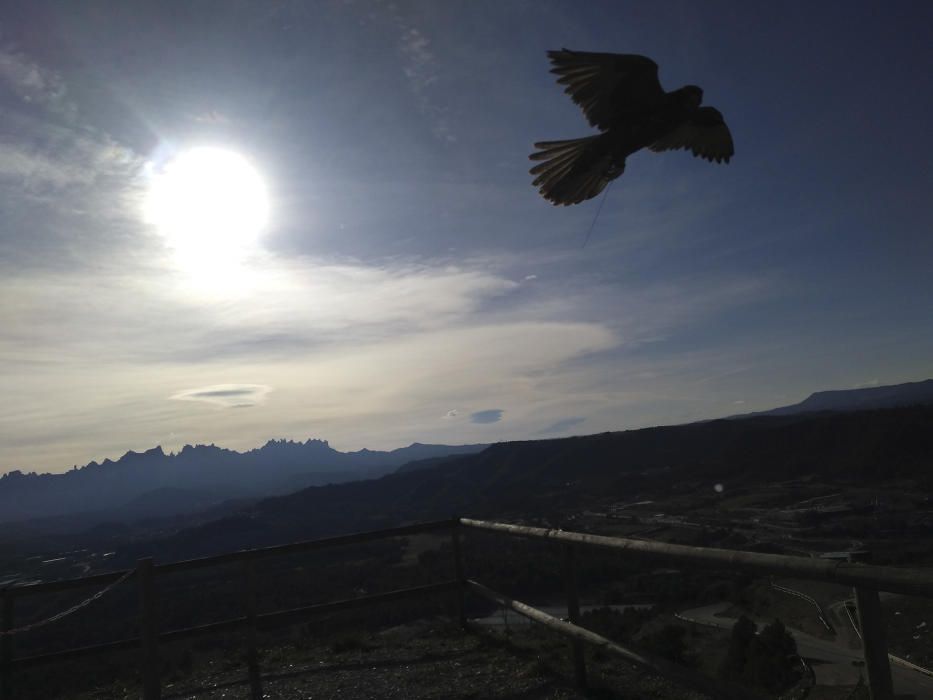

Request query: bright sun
[{"left": 145, "top": 147, "right": 269, "bottom": 279}]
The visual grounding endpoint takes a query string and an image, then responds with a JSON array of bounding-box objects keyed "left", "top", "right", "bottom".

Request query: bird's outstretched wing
[
  {"left": 649, "top": 106, "right": 734, "bottom": 163},
  {"left": 548, "top": 49, "right": 664, "bottom": 131},
  {"left": 529, "top": 134, "right": 621, "bottom": 206}
]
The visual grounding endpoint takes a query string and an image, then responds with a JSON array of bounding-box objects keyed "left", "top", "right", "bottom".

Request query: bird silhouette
[{"left": 530, "top": 49, "right": 734, "bottom": 205}]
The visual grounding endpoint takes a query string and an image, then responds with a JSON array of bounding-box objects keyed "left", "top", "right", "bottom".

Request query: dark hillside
[{"left": 136, "top": 406, "right": 933, "bottom": 562}]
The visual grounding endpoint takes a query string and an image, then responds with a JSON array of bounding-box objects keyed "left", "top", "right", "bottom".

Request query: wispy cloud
[
  {"left": 385, "top": 9, "right": 454, "bottom": 142},
  {"left": 539, "top": 416, "right": 585, "bottom": 434},
  {"left": 0, "top": 46, "right": 145, "bottom": 274},
  {"left": 0, "top": 136, "right": 138, "bottom": 194},
  {"left": 190, "top": 109, "right": 230, "bottom": 125},
  {"left": 171, "top": 384, "right": 272, "bottom": 408},
  {"left": 0, "top": 257, "right": 519, "bottom": 366},
  {"left": 470, "top": 409, "right": 503, "bottom": 424},
  {"left": 0, "top": 46, "right": 73, "bottom": 116}
]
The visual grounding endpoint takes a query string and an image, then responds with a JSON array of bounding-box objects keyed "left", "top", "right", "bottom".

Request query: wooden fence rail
[
  {"left": 4, "top": 517, "right": 932, "bottom": 700},
  {"left": 458, "top": 517, "right": 916, "bottom": 700},
  {"left": 0, "top": 519, "right": 459, "bottom": 700},
  {"left": 466, "top": 579, "right": 757, "bottom": 700},
  {"left": 458, "top": 518, "right": 933, "bottom": 598}
]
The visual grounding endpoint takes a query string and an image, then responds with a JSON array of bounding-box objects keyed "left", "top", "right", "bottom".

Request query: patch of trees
[
  {"left": 579, "top": 608, "right": 693, "bottom": 666},
  {"left": 642, "top": 623, "right": 691, "bottom": 664},
  {"left": 579, "top": 606, "right": 652, "bottom": 643},
  {"left": 719, "top": 615, "right": 799, "bottom": 692}
]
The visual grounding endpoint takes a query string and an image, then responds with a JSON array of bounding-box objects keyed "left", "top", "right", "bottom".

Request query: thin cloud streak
[
  {"left": 384, "top": 6, "right": 454, "bottom": 142},
  {"left": 0, "top": 257, "right": 521, "bottom": 365},
  {"left": 539, "top": 416, "right": 586, "bottom": 434}
]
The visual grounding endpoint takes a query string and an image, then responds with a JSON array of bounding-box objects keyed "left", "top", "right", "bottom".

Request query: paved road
[{"left": 679, "top": 602, "right": 933, "bottom": 698}]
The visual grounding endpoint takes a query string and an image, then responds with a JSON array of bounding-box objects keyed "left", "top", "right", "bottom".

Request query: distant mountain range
[
  {"left": 0, "top": 439, "right": 487, "bottom": 525},
  {"left": 731, "top": 378, "right": 933, "bottom": 418},
  {"left": 4, "top": 378, "right": 931, "bottom": 538},
  {"left": 126, "top": 404, "right": 933, "bottom": 563}
]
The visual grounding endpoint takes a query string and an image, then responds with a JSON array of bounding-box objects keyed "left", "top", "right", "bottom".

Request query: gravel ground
[
  {"left": 161, "top": 622, "right": 589, "bottom": 700},
  {"left": 76, "top": 619, "right": 711, "bottom": 699}
]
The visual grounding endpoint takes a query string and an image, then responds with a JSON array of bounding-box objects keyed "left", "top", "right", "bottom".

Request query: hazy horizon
[
  {"left": 6, "top": 376, "right": 931, "bottom": 477},
  {"left": 2, "top": 2, "right": 931, "bottom": 474}
]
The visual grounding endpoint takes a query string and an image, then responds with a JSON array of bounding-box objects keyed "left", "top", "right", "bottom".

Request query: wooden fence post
[
  {"left": 562, "top": 544, "right": 586, "bottom": 689},
  {"left": 243, "top": 559, "right": 263, "bottom": 700},
  {"left": 451, "top": 522, "right": 466, "bottom": 628},
  {"left": 1, "top": 590, "right": 12, "bottom": 700},
  {"left": 854, "top": 586, "right": 894, "bottom": 700},
  {"left": 137, "top": 558, "right": 160, "bottom": 700}
]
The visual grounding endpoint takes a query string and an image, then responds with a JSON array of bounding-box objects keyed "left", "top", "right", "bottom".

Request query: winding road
[{"left": 678, "top": 602, "right": 933, "bottom": 698}]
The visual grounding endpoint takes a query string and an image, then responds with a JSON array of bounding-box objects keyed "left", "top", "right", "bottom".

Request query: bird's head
[{"left": 679, "top": 85, "right": 704, "bottom": 109}]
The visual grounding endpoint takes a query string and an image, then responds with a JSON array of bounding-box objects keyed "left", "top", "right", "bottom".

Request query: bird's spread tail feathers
[{"left": 529, "top": 134, "right": 623, "bottom": 206}]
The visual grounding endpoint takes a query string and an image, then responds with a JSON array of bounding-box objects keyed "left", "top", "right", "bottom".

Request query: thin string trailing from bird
[{"left": 581, "top": 181, "right": 612, "bottom": 249}]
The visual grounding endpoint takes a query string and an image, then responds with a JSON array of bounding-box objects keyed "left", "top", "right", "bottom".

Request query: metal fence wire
[{"left": 0, "top": 568, "right": 135, "bottom": 636}]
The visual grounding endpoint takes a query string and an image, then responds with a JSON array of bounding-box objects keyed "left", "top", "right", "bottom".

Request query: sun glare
[{"left": 145, "top": 147, "right": 269, "bottom": 286}]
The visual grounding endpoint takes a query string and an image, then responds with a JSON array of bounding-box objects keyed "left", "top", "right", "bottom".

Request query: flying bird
[{"left": 530, "top": 49, "right": 734, "bottom": 205}]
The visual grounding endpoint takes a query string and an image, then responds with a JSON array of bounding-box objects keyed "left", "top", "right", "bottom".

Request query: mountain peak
[{"left": 258, "top": 438, "right": 332, "bottom": 451}]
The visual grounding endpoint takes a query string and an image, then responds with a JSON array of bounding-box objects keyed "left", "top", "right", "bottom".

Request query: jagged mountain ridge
[
  {"left": 0, "top": 439, "right": 487, "bottom": 524},
  {"left": 5, "top": 378, "right": 930, "bottom": 532},
  {"left": 134, "top": 406, "right": 933, "bottom": 562}
]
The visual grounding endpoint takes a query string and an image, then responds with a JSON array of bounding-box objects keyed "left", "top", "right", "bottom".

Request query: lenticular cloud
[{"left": 170, "top": 384, "right": 272, "bottom": 408}]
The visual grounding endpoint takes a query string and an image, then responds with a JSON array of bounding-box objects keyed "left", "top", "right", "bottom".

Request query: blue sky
[{"left": 1, "top": 1, "right": 931, "bottom": 473}]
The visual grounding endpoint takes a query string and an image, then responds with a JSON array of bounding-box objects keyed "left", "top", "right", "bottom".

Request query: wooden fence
[
  {"left": 458, "top": 517, "right": 933, "bottom": 700},
  {"left": 0, "top": 520, "right": 460, "bottom": 700},
  {"left": 4, "top": 516, "right": 932, "bottom": 700}
]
